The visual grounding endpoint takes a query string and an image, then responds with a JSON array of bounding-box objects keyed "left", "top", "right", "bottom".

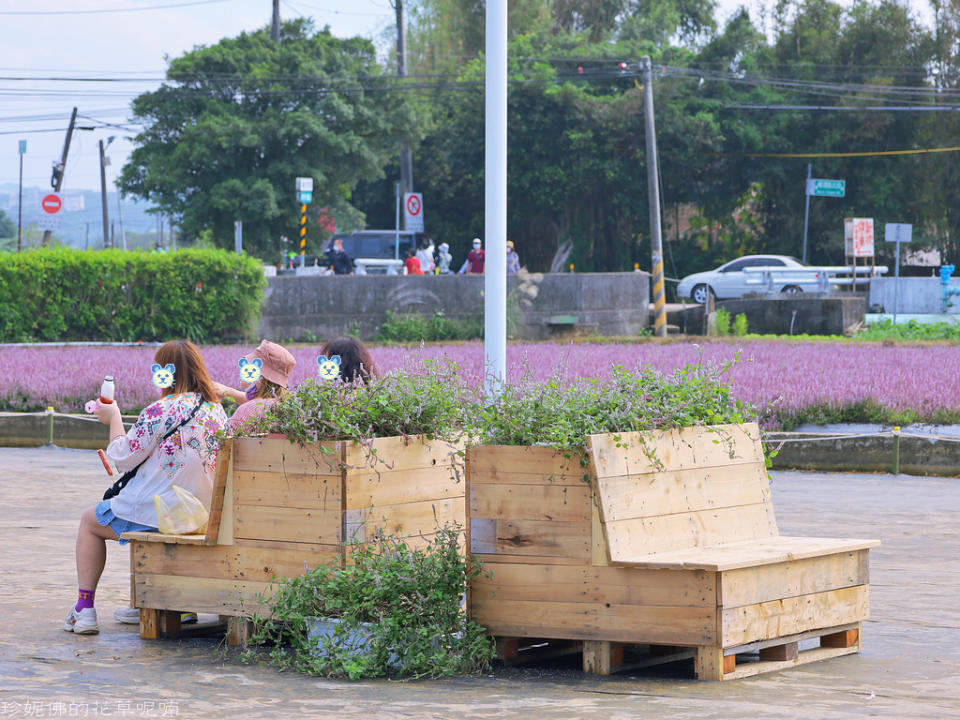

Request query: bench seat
[{"left": 613, "top": 535, "right": 880, "bottom": 572}]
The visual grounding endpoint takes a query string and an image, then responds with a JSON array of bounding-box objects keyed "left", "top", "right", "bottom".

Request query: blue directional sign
[
  {"left": 806, "top": 179, "right": 845, "bottom": 197},
  {"left": 298, "top": 191, "right": 313, "bottom": 204}
]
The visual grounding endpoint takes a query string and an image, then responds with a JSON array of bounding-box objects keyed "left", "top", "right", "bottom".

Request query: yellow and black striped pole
[
  {"left": 642, "top": 56, "right": 667, "bottom": 337},
  {"left": 299, "top": 203, "right": 307, "bottom": 267},
  {"left": 651, "top": 250, "right": 666, "bottom": 336}
]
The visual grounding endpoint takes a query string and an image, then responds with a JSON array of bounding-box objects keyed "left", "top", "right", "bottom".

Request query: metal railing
[{"left": 743, "top": 265, "right": 888, "bottom": 294}]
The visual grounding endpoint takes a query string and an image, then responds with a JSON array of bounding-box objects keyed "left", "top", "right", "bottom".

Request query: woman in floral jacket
[{"left": 65, "top": 340, "right": 228, "bottom": 635}]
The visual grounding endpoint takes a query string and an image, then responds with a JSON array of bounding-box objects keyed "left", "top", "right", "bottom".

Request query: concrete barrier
[
  {"left": 257, "top": 272, "right": 650, "bottom": 341},
  {"left": 870, "top": 276, "right": 960, "bottom": 314},
  {"left": 0, "top": 413, "right": 131, "bottom": 450},
  {"left": 716, "top": 295, "right": 866, "bottom": 336}
]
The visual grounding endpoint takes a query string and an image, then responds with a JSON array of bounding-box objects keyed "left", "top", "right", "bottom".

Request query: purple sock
[{"left": 75, "top": 588, "right": 95, "bottom": 612}]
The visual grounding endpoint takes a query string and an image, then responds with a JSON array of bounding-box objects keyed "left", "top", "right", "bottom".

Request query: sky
[{"left": 0, "top": 0, "right": 935, "bottom": 194}]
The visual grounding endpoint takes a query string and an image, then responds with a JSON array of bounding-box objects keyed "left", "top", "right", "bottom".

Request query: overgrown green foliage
[
  {"left": 714, "top": 309, "right": 748, "bottom": 337},
  {"left": 241, "top": 525, "right": 495, "bottom": 680},
  {"left": 376, "top": 310, "right": 483, "bottom": 342},
  {"left": 732, "top": 312, "right": 749, "bottom": 336},
  {"left": 858, "top": 319, "right": 960, "bottom": 342},
  {"left": 0, "top": 248, "right": 265, "bottom": 342}
]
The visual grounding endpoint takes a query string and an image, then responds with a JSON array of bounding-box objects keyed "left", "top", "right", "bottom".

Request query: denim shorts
[{"left": 95, "top": 500, "right": 157, "bottom": 546}]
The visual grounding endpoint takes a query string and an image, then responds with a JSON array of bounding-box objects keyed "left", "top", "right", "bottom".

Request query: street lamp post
[{"left": 99, "top": 136, "right": 115, "bottom": 249}]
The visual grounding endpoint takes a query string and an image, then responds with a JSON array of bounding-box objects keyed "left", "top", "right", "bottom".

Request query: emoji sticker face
[
  {"left": 317, "top": 354, "right": 342, "bottom": 381},
  {"left": 151, "top": 363, "right": 176, "bottom": 389},
  {"left": 238, "top": 357, "right": 263, "bottom": 384}
]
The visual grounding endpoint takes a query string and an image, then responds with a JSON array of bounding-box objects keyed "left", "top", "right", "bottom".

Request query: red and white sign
[
  {"left": 844, "top": 217, "right": 874, "bottom": 258},
  {"left": 403, "top": 192, "right": 424, "bottom": 233},
  {"left": 42, "top": 193, "right": 62, "bottom": 214}
]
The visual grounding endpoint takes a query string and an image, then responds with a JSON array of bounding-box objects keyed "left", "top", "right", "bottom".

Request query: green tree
[
  {"left": 0, "top": 210, "right": 15, "bottom": 240},
  {"left": 119, "top": 19, "right": 419, "bottom": 259}
]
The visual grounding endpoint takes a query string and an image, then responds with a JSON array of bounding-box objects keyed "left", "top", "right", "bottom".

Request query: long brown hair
[
  {"left": 320, "top": 337, "right": 379, "bottom": 384},
  {"left": 154, "top": 340, "right": 218, "bottom": 403}
]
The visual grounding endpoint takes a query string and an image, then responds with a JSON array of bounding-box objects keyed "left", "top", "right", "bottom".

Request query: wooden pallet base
[
  {"left": 138, "top": 609, "right": 227, "bottom": 640},
  {"left": 492, "top": 623, "right": 862, "bottom": 681}
]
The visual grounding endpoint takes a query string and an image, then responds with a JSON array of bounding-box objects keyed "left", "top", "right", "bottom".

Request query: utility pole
[
  {"left": 17, "top": 140, "right": 25, "bottom": 252},
  {"left": 99, "top": 138, "right": 112, "bottom": 248},
  {"left": 642, "top": 57, "right": 667, "bottom": 337},
  {"left": 116, "top": 191, "right": 127, "bottom": 250},
  {"left": 271, "top": 0, "right": 280, "bottom": 43},
  {"left": 394, "top": 0, "right": 414, "bottom": 195},
  {"left": 43, "top": 107, "right": 78, "bottom": 247},
  {"left": 801, "top": 163, "right": 812, "bottom": 264}
]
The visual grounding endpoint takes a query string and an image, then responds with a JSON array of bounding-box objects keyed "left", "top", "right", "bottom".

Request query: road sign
[
  {"left": 844, "top": 217, "right": 874, "bottom": 257},
  {"left": 295, "top": 177, "right": 313, "bottom": 192},
  {"left": 885, "top": 223, "right": 912, "bottom": 244},
  {"left": 404, "top": 193, "right": 424, "bottom": 232},
  {"left": 807, "top": 179, "right": 846, "bottom": 197},
  {"left": 41, "top": 193, "right": 62, "bottom": 214},
  {"left": 298, "top": 191, "right": 313, "bottom": 204},
  {"left": 18, "top": 140, "right": 26, "bottom": 155}
]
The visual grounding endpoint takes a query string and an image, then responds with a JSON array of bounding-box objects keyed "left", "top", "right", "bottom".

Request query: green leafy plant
[
  {"left": 377, "top": 310, "right": 482, "bottom": 342},
  {"left": 241, "top": 524, "right": 495, "bottom": 680},
  {"left": 714, "top": 308, "right": 732, "bottom": 336},
  {"left": 732, "top": 312, "right": 749, "bottom": 336}
]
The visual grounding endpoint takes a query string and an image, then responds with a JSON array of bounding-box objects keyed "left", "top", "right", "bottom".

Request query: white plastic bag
[{"left": 154, "top": 485, "right": 208, "bottom": 535}]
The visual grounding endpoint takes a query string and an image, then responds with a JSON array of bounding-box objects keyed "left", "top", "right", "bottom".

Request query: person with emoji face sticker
[{"left": 226, "top": 340, "right": 296, "bottom": 434}]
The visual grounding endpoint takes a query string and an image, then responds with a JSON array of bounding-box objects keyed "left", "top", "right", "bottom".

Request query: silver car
[{"left": 677, "top": 255, "right": 816, "bottom": 304}]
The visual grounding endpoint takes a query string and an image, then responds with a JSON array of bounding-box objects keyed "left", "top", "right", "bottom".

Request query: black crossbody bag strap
[{"left": 102, "top": 397, "right": 205, "bottom": 501}]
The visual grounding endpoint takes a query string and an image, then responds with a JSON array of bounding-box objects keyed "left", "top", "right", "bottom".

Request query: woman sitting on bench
[{"left": 66, "top": 340, "right": 228, "bottom": 635}]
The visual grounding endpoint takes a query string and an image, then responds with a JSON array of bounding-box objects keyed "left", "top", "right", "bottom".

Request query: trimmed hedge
[{"left": 0, "top": 248, "right": 266, "bottom": 343}]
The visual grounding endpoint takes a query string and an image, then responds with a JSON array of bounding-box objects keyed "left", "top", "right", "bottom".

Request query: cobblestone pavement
[{"left": 1, "top": 446, "right": 957, "bottom": 719}]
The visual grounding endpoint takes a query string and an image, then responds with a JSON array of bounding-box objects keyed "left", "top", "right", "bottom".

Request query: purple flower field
[{"left": 3, "top": 340, "right": 958, "bottom": 428}]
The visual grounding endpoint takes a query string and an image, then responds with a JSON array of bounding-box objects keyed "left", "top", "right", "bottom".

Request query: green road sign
[
  {"left": 807, "top": 179, "right": 845, "bottom": 197},
  {"left": 298, "top": 191, "right": 313, "bottom": 204}
]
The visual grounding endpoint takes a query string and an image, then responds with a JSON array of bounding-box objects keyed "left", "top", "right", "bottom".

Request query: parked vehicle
[
  {"left": 323, "top": 230, "right": 421, "bottom": 273},
  {"left": 677, "top": 255, "right": 822, "bottom": 303}
]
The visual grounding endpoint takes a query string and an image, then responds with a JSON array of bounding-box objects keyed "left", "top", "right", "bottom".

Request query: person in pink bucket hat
[{"left": 221, "top": 340, "right": 296, "bottom": 433}]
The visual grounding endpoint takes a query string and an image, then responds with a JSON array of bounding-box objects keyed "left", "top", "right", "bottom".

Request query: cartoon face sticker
[
  {"left": 238, "top": 357, "right": 263, "bottom": 384},
  {"left": 317, "top": 354, "right": 342, "bottom": 381},
  {"left": 151, "top": 363, "right": 176, "bottom": 389}
]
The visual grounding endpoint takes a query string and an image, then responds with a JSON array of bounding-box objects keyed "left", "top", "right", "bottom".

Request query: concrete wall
[
  {"left": 257, "top": 272, "right": 650, "bottom": 341},
  {"left": 869, "top": 276, "right": 960, "bottom": 314},
  {"left": 715, "top": 295, "right": 866, "bottom": 335}
]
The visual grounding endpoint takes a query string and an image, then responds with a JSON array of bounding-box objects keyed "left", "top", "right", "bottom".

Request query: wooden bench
[
  {"left": 124, "top": 435, "right": 466, "bottom": 644},
  {"left": 468, "top": 422, "right": 879, "bottom": 680}
]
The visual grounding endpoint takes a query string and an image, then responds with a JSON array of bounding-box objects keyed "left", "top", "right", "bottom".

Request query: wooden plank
[
  {"left": 122, "top": 531, "right": 207, "bottom": 545},
  {"left": 759, "top": 641, "right": 799, "bottom": 661},
  {"left": 139, "top": 608, "right": 160, "bottom": 640},
  {"left": 604, "top": 502, "right": 779, "bottom": 558},
  {"left": 469, "top": 597, "right": 717, "bottom": 646},
  {"left": 582, "top": 640, "right": 623, "bottom": 675},
  {"left": 346, "top": 466, "right": 464, "bottom": 510},
  {"left": 694, "top": 646, "right": 726, "bottom": 681},
  {"left": 227, "top": 617, "right": 254, "bottom": 646},
  {"left": 470, "top": 483, "right": 591, "bottom": 523},
  {"left": 132, "top": 542, "right": 338, "bottom": 583},
  {"left": 596, "top": 463, "right": 772, "bottom": 522},
  {"left": 821, "top": 628, "right": 860, "bottom": 648},
  {"left": 614, "top": 536, "right": 880, "bottom": 572},
  {"left": 471, "top": 553, "right": 590, "bottom": 567},
  {"left": 722, "top": 644, "right": 860, "bottom": 681},
  {"left": 343, "top": 498, "right": 463, "bottom": 544},
  {"left": 232, "top": 537, "right": 342, "bottom": 556},
  {"left": 468, "top": 446, "right": 588, "bottom": 485},
  {"left": 204, "top": 438, "right": 231, "bottom": 544},
  {"left": 234, "top": 504, "right": 341, "bottom": 545},
  {"left": 472, "top": 563, "right": 717, "bottom": 608},
  {"left": 232, "top": 436, "right": 342, "bottom": 475},
  {"left": 234, "top": 470, "right": 341, "bottom": 510},
  {"left": 591, "top": 496, "right": 611, "bottom": 567},
  {"left": 134, "top": 574, "right": 274, "bottom": 616},
  {"left": 344, "top": 436, "right": 465, "bottom": 473},
  {"left": 588, "top": 423, "right": 763, "bottom": 478},
  {"left": 467, "top": 518, "right": 591, "bottom": 559},
  {"left": 724, "top": 622, "right": 860, "bottom": 656},
  {"left": 721, "top": 585, "right": 870, "bottom": 647},
  {"left": 218, "top": 449, "right": 235, "bottom": 545},
  {"left": 719, "top": 550, "right": 870, "bottom": 608}
]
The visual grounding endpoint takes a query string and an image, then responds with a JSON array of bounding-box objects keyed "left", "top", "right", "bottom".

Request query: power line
[
  {"left": 0, "top": 0, "right": 230, "bottom": 15},
  {"left": 733, "top": 146, "right": 960, "bottom": 159}
]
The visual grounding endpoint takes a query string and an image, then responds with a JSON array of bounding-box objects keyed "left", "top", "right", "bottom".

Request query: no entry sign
[
  {"left": 42, "top": 193, "right": 62, "bottom": 214},
  {"left": 404, "top": 193, "right": 424, "bottom": 233}
]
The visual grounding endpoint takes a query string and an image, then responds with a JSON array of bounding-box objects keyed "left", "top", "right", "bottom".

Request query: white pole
[{"left": 484, "top": 0, "right": 508, "bottom": 394}]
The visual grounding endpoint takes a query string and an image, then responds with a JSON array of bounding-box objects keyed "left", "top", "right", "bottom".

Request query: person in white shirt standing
[
  {"left": 416, "top": 238, "right": 436, "bottom": 274},
  {"left": 65, "top": 339, "right": 228, "bottom": 635}
]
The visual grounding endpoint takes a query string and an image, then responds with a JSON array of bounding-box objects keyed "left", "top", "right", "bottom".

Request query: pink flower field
[{"left": 3, "top": 339, "right": 958, "bottom": 428}]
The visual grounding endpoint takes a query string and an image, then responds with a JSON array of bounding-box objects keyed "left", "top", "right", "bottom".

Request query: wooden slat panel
[
  {"left": 468, "top": 446, "right": 588, "bottom": 485},
  {"left": 613, "top": 536, "right": 881, "bottom": 572},
  {"left": 343, "top": 435, "right": 464, "bottom": 472},
  {"left": 234, "top": 470, "right": 341, "bottom": 510},
  {"left": 721, "top": 585, "right": 870, "bottom": 647},
  {"left": 204, "top": 438, "right": 232, "bottom": 544},
  {"left": 345, "top": 498, "right": 463, "bottom": 544},
  {"left": 723, "top": 644, "right": 860, "bottom": 681},
  {"left": 470, "top": 483, "right": 591, "bottom": 523},
  {"left": 469, "top": 597, "right": 717, "bottom": 646},
  {"left": 597, "top": 464, "right": 772, "bottom": 522},
  {"left": 471, "top": 553, "right": 590, "bottom": 567},
  {"left": 234, "top": 504, "right": 341, "bottom": 544},
  {"left": 135, "top": 574, "right": 273, "bottom": 616},
  {"left": 469, "top": 518, "right": 591, "bottom": 559},
  {"left": 132, "top": 541, "right": 338, "bottom": 583},
  {"left": 588, "top": 423, "right": 763, "bottom": 478},
  {"left": 719, "top": 551, "right": 870, "bottom": 608},
  {"left": 232, "top": 437, "right": 342, "bottom": 475},
  {"left": 604, "top": 503, "right": 779, "bottom": 558},
  {"left": 345, "top": 465, "right": 464, "bottom": 510},
  {"left": 472, "top": 563, "right": 716, "bottom": 607}
]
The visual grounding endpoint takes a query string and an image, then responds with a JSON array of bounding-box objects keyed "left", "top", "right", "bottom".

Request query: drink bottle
[{"left": 100, "top": 376, "right": 115, "bottom": 404}]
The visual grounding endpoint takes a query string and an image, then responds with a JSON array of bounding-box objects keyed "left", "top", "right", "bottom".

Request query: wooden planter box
[
  {"left": 467, "top": 423, "right": 879, "bottom": 680},
  {"left": 125, "top": 434, "right": 465, "bottom": 641}
]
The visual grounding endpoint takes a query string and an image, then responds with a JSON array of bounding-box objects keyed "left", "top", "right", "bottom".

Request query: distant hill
[{"left": 0, "top": 185, "right": 162, "bottom": 248}]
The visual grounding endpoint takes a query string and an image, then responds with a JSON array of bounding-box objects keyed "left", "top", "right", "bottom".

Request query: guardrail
[
  {"left": 355, "top": 259, "right": 404, "bottom": 275},
  {"left": 744, "top": 265, "right": 888, "bottom": 294}
]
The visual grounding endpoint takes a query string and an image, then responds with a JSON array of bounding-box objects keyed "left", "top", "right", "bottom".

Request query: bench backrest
[{"left": 587, "top": 422, "right": 778, "bottom": 559}]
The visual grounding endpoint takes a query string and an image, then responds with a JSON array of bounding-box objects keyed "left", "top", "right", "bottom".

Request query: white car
[{"left": 677, "top": 255, "right": 819, "bottom": 304}]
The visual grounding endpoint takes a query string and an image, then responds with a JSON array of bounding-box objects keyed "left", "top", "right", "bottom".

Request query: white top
[
  {"left": 106, "top": 392, "right": 229, "bottom": 528},
  {"left": 416, "top": 246, "right": 435, "bottom": 273}
]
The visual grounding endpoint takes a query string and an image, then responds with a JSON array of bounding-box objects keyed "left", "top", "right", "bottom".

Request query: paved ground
[{"left": 1, "top": 446, "right": 958, "bottom": 719}]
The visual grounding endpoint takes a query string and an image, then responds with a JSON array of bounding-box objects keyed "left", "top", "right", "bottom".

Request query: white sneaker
[
  {"left": 114, "top": 607, "right": 140, "bottom": 624},
  {"left": 64, "top": 606, "right": 99, "bottom": 635}
]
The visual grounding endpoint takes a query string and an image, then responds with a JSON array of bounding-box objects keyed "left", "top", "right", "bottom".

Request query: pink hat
[{"left": 245, "top": 340, "right": 295, "bottom": 388}]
